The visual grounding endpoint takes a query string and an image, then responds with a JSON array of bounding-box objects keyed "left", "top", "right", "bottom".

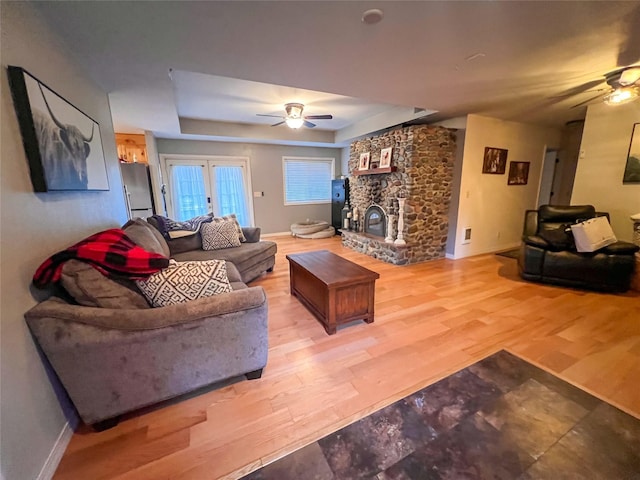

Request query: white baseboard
[
  {"left": 37, "top": 422, "right": 73, "bottom": 480},
  {"left": 445, "top": 253, "right": 456, "bottom": 259},
  {"left": 261, "top": 231, "right": 293, "bottom": 238}
]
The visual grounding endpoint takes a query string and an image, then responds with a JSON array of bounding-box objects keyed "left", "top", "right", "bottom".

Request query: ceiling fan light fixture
[
  {"left": 284, "top": 103, "right": 304, "bottom": 118},
  {"left": 285, "top": 117, "right": 304, "bottom": 129},
  {"left": 603, "top": 86, "right": 639, "bottom": 106}
]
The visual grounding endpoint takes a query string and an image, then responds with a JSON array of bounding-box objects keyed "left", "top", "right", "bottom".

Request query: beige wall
[
  {"left": 155, "top": 139, "right": 342, "bottom": 234},
  {"left": 571, "top": 101, "right": 640, "bottom": 242},
  {"left": 1, "top": 3, "right": 127, "bottom": 479},
  {"left": 452, "top": 114, "right": 562, "bottom": 258}
]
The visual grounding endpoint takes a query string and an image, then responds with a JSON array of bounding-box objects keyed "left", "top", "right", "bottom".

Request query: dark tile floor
[{"left": 242, "top": 350, "right": 640, "bottom": 480}]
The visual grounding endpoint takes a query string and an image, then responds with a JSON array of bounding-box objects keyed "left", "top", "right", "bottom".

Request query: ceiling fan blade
[
  {"left": 257, "top": 114, "right": 284, "bottom": 118},
  {"left": 271, "top": 121, "right": 286, "bottom": 127},
  {"left": 303, "top": 120, "right": 316, "bottom": 128},
  {"left": 571, "top": 93, "right": 607, "bottom": 109},
  {"left": 547, "top": 80, "right": 605, "bottom": 99},
  {"left": 616, "top": 4, "right": 640, "bottom": 66},
  {"left": 304, "top": 115, "right": 333, "bottom": 120},
  {"left": 619, "top": 66, "right": 640, "bottom": 86}
]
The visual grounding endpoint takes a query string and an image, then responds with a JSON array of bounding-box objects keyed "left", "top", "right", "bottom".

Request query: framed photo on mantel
[
  {"left": 380, "top": 147, "right": 393, "bottom": 168},
  {"left": 358, "top": 152, "right": 371, "bottom": 170}
]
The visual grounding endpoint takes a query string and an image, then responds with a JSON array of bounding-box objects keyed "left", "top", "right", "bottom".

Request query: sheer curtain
[
  {"left": 214, "top": 166, "right": 249, "bottom": 226},
  {"left": 171, "top": 165, "right": 208, "bottom": 221}
]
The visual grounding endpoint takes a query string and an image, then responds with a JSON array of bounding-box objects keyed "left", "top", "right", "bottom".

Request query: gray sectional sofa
[
  {"left": 24, "top": 218, "right": 277, "bottom": 429},
  {"left": 145, "top": 216, "right": 277, "bottom": 283}
]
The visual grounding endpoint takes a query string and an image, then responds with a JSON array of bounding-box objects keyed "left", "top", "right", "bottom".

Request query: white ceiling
[{"left": 33, "top": 1, "right": 640, "bottom": 147}]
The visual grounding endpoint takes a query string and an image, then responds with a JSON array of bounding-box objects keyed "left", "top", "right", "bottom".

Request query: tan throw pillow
[
  {"left": 212, "top": 214, "right": 246, "bottom": 242},
  {"left": 60, "top": 260, "right": 150, "bottom": 309},
  {"left": 135, "top": 259, "right": 232, "bottom": 307},
  {"left": 122, "top": 218, "right": 170, "bottom": 258},
  {"left": 201, "top": 221, "right": 241, "bottom": 250}
]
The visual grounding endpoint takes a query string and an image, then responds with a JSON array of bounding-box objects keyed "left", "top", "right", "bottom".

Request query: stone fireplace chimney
[{"left": 342, "top": 125, "right": 456, "bottom": 265}]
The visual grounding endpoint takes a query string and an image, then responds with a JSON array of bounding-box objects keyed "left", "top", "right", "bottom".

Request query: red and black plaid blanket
[{"left": 33, "top": 229, "right": 169, "bottom": 288}]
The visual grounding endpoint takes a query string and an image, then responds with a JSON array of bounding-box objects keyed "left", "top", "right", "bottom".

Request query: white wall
[
  {"left": 445, "top": 129, "right": 466, "bottom": 256},
  {"left": 340, "top": 147, "right": 350, "bottom": 176},
  {"left": 453, "top": 114, "right": 562, "bottom": 258},
  {"left": 571, "top": 101, "right": 640, "bottom": 242},
  {"left": 155, "top": 139, "right": 342, "bottom": 234},
  {"left": 1, "top": 3, "right": 127, "bottom": 479}
]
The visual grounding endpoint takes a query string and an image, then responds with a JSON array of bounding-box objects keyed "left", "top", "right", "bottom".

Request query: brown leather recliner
[{"left": 518, "top": 205, "right": 638, "bottom": 292}]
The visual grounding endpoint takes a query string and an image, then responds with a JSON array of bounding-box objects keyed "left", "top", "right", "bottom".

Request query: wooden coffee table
[{"left": 286, "top": 250, "right": 380, "bottom": 335}]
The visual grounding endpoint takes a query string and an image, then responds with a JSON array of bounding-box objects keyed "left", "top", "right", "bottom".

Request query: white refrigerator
[{"left": 120, "top": 163, "right": 155, "bottom": 219}]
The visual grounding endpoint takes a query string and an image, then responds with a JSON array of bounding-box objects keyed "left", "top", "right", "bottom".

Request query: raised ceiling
[{"left": 33, "top": 1, "right": 640, "bottom": 147}]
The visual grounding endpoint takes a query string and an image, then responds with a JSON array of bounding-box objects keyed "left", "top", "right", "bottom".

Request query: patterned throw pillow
[
  {"left": 201, "top": 220, "right": 241, "bottom": 250},
  {"left": 135, "top": 259, "right": 232, "bottom": 307},
  {"left": 212, "top": 214, "right": 246, "bottom": 242}
]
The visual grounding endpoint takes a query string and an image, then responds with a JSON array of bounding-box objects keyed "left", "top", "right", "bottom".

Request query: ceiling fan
[
  {"left": 257, "top": 103, "right": 333, "bottom": 129},
  {"left": 570, "top": 66, "right": 640, "bottom": 109}
]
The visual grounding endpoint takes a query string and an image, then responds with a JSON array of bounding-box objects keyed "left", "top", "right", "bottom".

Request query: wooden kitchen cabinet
[{"left": 115, "top": 133, "right": 148, "bottom": 164}]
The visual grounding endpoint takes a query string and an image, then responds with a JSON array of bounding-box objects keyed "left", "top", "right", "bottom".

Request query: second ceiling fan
[{"left": 257, "top": 103, "right": 333, "bottom": 129}]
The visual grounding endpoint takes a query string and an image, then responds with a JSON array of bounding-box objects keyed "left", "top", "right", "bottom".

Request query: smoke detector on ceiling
[{"left": 362, "top": 9, "right": 384, "bottom": 25}]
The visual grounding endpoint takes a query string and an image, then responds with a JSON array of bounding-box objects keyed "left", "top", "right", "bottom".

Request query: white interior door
[{"left": 163, "top": 155, "right": 254, "bottom": 225}]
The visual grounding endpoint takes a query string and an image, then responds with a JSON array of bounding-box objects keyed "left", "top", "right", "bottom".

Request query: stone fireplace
[{"left": 342, "top": 125, "right": 456, "bottom": 265}]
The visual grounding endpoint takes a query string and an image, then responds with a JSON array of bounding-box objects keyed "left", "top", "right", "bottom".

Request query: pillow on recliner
[{"left": 538, "top": 225, "right": 575, "bottom": 251}]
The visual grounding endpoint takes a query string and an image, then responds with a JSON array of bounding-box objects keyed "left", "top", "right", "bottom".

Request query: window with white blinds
[{"left": 283, "top": 157, "right": 335, "bottom": 205}]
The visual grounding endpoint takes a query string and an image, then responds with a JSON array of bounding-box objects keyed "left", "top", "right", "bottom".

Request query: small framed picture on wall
[
  {"left": 508, "top": 161, "right": 530, "bottom": 185},
  {"left": 622, "top": 122, "right": 640, "bottom": 183},
  {"left": 482, "top": 147, "right": 508, "bottom": 174}
]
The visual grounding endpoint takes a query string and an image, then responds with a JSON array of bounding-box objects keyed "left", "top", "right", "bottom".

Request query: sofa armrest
[
  {"left": 25, "top": 287, "right": 266, "bottom": 331},
  {"left": 242, "top": 227, "right": 261, "bottom": 243},
  {"left": 24, "top": 287, "right": 268, "bottom": 425},
  {"left": 523, "top": 210, "right": 538, "bottom": 236}
]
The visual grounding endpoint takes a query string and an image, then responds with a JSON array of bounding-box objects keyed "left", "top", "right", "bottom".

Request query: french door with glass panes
[{"left": 163, "top": 156, "right": 253, "bottom": 226}]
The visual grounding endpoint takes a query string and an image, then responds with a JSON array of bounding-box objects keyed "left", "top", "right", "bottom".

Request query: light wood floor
[{"left": 54, "top": 236, "right": 640, "bottom": 480}]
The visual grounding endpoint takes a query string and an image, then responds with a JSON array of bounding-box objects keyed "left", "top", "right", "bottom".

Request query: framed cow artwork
[{"left": 7, "top": 66, "right": 109, "bottom": 192}]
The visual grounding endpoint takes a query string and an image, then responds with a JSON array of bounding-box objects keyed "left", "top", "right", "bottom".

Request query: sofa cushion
[
  {"left": 212, "top": 214, "right": 246, "bottom": 242},
  {"left": 225, "top": 261, "right": 242, "bottom": 283},
  {"left": 173, "top": 241, "right": 277, "bottom": 274},
  {"left": 242, "top": 227, "right": 261, "bottom": 243},
  {"left": 202, "top": 221, "right": 242, "bottom": 250},
  {"left": 136, "top": 259, "right": 232, "bottom": 307},
  {"left": 147, "top": 216, "right": 204, "bottom": 254},
  {"left": 61, "top": 260, "right": 150, "bottom": 309},
  {"left": 122, "top": 219, "right": 170, "bottom": 258}
]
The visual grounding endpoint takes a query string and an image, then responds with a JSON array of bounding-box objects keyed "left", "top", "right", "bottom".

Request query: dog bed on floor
[
  {"left": 293, "top": 225, "right": 335, "bottom": 239},
  {"left": 290, "top": 220, "right": 331, "bottom": 238}
]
